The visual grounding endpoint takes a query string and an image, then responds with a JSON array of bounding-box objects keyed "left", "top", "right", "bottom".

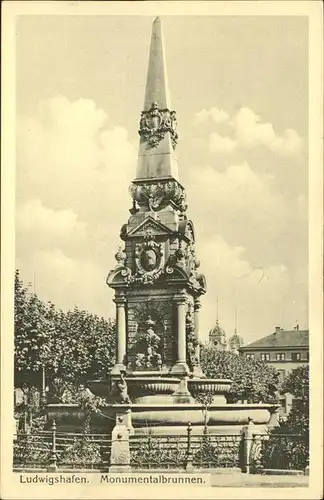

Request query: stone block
[{"left": 109, "top": 417, "right": 132, "bottom": 472}]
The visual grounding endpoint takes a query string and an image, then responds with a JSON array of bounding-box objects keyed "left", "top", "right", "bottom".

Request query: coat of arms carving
[{"left": 138, "top": 102, "right": 178, "bottom": 149}]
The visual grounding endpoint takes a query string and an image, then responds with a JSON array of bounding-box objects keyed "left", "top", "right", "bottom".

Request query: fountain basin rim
[
  {"left": 88, "top": 377, "right": 181, "bottom": 383},
  {"left": 188, "top": 378, "right": 233, "bottom": 383},
  {"left": 109, "top": 403, "right": 280, "bottom": 410},
  {"left": 46, "top": 403, "right": 279, "bottom": 410}
]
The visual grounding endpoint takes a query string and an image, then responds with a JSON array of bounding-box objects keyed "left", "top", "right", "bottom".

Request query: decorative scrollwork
[
  {"left": 138, "top": 102, "right": 178, "bottom": 150},
  {"left": 129, "top": 179, "right": 187, "bottom": 213}
]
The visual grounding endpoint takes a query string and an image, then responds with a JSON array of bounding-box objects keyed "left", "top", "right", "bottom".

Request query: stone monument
[
  {"left": 82, "top": 17, "right": 279, "bottom": 436},
  {"left": 106, "top": 17, "right": 206, "bottom": 380}
]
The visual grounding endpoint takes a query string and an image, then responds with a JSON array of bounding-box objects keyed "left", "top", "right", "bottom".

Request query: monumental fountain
[{"left": 48, "top": 17, "right": 278, "bottom": 437}]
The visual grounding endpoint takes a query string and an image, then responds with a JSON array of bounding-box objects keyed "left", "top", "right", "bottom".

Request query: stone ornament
[
  {"left": 126, "top": 231, "right": 164, "bottom": 285},
  {"left": 138, "top": 102, "right": 178, "bottom": 149},
  {"left": 133, "top": 316, "right": 163, "bottom": 370},
  {"left": 129, "top": 179, "right": 187, "bottom": 212},
  {"left": 114, "top": 246, "right": 127, "bottom": 266}
]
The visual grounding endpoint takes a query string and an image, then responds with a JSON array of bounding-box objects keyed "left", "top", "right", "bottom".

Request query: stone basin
[
  {"left": 102, "top": 403, "right": 280, "bottom": 435},
  {"left": 126, "top": 377, "right": 181, "bottom": 403},
  {"left": 188, "top": 378, "right": 233, "bottom": 404},
  {"left": 88, "top": 376, "right": 181, "bottom": 403},
  {"left": 46, "top": 402, "right": 280, "bottom": 435}
]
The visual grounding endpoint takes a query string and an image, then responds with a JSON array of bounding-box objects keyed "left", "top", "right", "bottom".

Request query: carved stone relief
[
  {"left": 129, "top": 179, "right": 187, "bottom": 213},
  {"left": 138, "top": 102, "right": 178, "bottom": 150}
]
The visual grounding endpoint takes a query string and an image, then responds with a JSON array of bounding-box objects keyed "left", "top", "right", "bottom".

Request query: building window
[
  {"left": 261, "top": 353, "right": 270, "bottom": 361},
  {"left": 276, "top": 353, "right": 285, "bottom": 361},
  {"left": 246, "top": 354, "right": 255, "bottom": 360},
  {"left": 292, "top": 352, "right": 301, "bottom": 361}
]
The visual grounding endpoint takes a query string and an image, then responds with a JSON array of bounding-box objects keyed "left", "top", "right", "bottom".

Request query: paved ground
[{"left": 210, "top": 472, "right": 308, "bottom": 488}]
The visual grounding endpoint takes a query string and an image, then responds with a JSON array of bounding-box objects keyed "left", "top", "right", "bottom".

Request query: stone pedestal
[
  {"left": 241, "top": 418, "right": 255, "bottom": 474},
  {"left": 109, "top": 415, "right": 132, "bottom": 472}
]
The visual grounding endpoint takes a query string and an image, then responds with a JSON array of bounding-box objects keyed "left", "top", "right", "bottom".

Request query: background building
[
  {"left": 240, "top": 325, "right": 309, "bottom": 417},
  {"left": 240, "top": 325, "right": 309, "bottom": 379},
  {"left": 208, "top": 320, "right": 228, "bottom": 350}
]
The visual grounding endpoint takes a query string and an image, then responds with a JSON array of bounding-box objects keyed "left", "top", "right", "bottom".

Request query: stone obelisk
[{"left": 107, "top": 17, "right": 206, "bottom": 377}]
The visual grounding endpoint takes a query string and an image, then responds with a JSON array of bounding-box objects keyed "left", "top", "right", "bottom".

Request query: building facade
[
  {"left": 240, "top": 325, "right": 309, "bottom": 380},
  {"left": 240, "top": 325, "right": 309, "bottom": 417}
]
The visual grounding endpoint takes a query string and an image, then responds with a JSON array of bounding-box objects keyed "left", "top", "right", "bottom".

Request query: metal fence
[
  {"left": 13, "top": 421, "right": 308, "bottom": 474},
  {"left": 13, "top": 421, "right": 112, "bottom": 471},
  {"left": 130, "top": 425, "right": 242, "bottom": 470}
]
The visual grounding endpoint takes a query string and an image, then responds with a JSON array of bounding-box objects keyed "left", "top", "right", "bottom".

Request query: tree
[
  {"left": 14, "top": 270, "right": 116, "bottom": 391},
  {"left": 259, "top": 366, "right": 309, "bottom": 471},
  {"left": 14, "top": 270, "right": 52, "bottom": 386},
  {"left": 200, "top": 344, "right": 280, "bottom": 403},
  {"left": 280, "top": 365, "right": 309, "bottom": 434}
]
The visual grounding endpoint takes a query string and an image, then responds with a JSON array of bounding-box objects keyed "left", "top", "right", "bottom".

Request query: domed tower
[
  {"left": 208, "top": 299, "right": 228, "bottom": 349},
  {"left": 209, "top": 320, "right": 228, "bottom": 350},
  {"left": 228, "top": 308, "right": 244, "bottom": 354}
]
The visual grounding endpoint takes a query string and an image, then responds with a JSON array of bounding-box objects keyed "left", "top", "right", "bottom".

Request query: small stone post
[
  {"left": 185, "top": 422, "right": 193, "bottom": 471},
  {"left": 109, "top": 414, "right": 132, "bottom": 472},
  {"left": 48, "top": 419, "right": 57, "bottom": 471},
  {"left": 241, "top": 417, "right": 254, "bottom": 474}
]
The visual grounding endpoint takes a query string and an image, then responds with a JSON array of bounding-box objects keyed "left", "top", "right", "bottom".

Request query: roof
[
  {"left": 209, "top": 321, "right": 226, "bottom": 338},
  {"left": 241, "top": 329, "right": 309, "bottom": 350}
]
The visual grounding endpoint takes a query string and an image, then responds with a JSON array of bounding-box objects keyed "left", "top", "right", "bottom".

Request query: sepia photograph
[{"left": 1, "top": 1, "right": 323, "bottom": 499}]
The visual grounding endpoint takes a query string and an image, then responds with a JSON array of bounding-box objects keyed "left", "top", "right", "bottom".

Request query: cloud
[
  {"left": 195, "top": 106, "right": 230, "bottom": 124},
  {"left": 233, "top": 107, "right": 303, "bottom": 156},
  {"left": 16, "top": 249, "right": 113, "bottom": 319},
  {"left": 209, "top": 132, "right": 237, "bottom": 154},
  {"left": 17, "top": 199, "right": 86, "bottom": 238},
  {"left": 197, "top": 234, "right": 292, "bottom": 342},
  {"left": 16, "top": 96, "right": 137, "bottom": 318},
  {"left": 184, "top": 157, "right": 307, "bottom": 337},
  {"left": 186, "top": 161, "right": 279, "bottom": 219},
  {"left": 17, "top": 96, "right": 136, "bottom": 213},
  {"left": 194, "top": 105, "right": 303, "bottom": 157}
]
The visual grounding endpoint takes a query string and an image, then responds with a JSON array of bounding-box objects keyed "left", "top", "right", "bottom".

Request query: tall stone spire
[
  {"left": 136, "top": 17, "right": 179, "bottom": 181},
  {"left": 107, "top": 16, "right": 206, "bottom": 378},
  {"left": 143, "top": 17, "right": 171, "bottom": 111}
]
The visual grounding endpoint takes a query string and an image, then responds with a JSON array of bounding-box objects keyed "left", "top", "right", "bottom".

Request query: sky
[{"left": 15, "top": 15, "right": 309, "bottom": 344}]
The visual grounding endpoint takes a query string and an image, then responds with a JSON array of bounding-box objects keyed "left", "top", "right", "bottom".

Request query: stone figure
[
  {"left": 114, "top": 371, "right": 131, "bottom": 404},
  {"left": 156, "top": 353, "right": 163, "bottom": 371}
]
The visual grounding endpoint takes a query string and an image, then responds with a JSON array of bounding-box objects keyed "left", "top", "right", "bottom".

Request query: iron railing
[
  {"left": 13, "top": 420, "right": 309, "bottom": 474},
  {"left": 130, "top": 425, "right": 242, "bottom": 470},
  {"left": 13, "top": 421, "right": 112, "bottom": 471}
]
